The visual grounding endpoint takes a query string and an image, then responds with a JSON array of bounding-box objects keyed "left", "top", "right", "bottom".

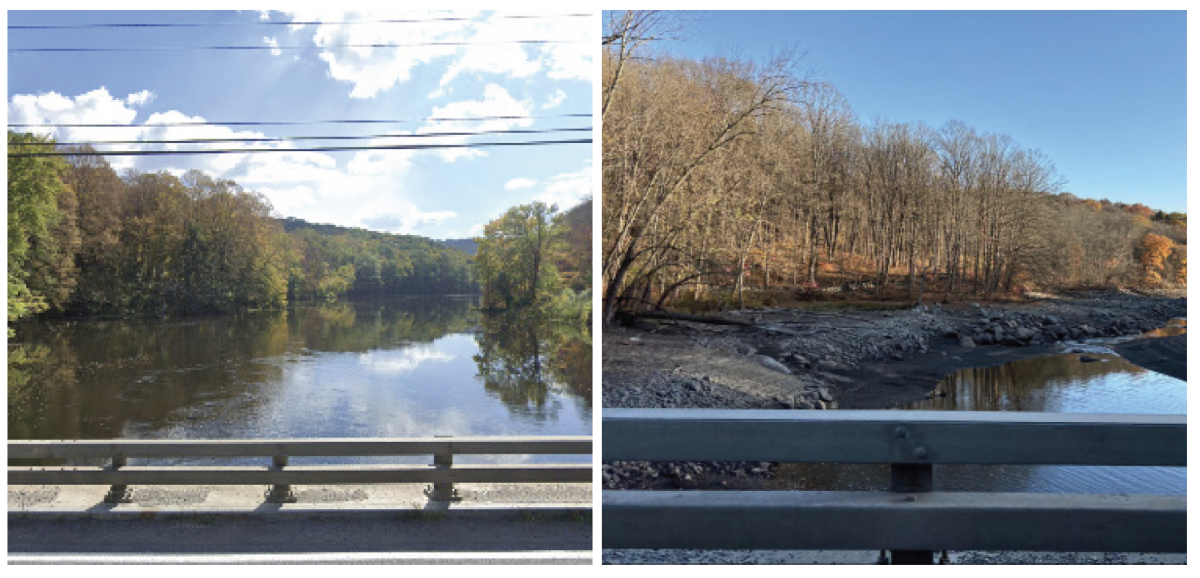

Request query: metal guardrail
[
  {"left": 9, "top": 436, "right": 592, "bottom": 504},
  {"left": 602, "top": 409, "right": 1186, "bottom": 563}
]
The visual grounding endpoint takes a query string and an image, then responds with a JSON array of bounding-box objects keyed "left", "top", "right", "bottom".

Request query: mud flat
[
  {"left": 1111, "top": 333, "right": 1187, "bottom": 381},
  {"left": 604, "top": 290, "right": 1185, "bottom": 412}
]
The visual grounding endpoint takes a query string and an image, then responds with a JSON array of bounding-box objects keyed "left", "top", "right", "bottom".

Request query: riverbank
[
  {"left": 1112, "top": 333, "right": 1187, "bottom": 381},
  {"left": 602, "top": 289, "right": 1185, "bottom": 490},
  {"left": 604, "top": 289, "right": 1184, "bottom": 412},
  {"left": 601, "top": 290, "right": 1186, "bottom": 564}
]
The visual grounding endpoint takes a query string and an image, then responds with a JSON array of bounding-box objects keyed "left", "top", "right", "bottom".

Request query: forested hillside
[
  {"left": 280, "top": 217, "right": 475, "bottom": 300},
  {"left": 556, "top": 198, "right": 592, "bottom": 291},
  {"left": 8, "top": 133, "right": 476, "bottom": 328},
  {"left": 438, "top": 238, "right": 479, "bottom": 256},
  {"left": 601, "top": 12, "right": 1186, "bottom": 320}
]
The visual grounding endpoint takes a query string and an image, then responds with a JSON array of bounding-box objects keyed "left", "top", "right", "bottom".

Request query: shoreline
[
  {"left": 602, "top": 291, "right": 1186, "bottom": 490},
  {"left": 601, "top": 291, "right": 1186, "bottom": 564}
]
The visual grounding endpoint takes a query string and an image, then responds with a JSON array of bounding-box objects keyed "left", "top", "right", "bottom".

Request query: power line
[
  {"left": 17, "top": 127, "right": 592, "bottom": 147},
  {"left": 10, "top": 40, "right": 588, "bottom": 53},
  {"left": 10, "top": 113, "right": 591, "bottom": 129},
  {"left": 9, "top": 14, "right": 594, "bottom": 30},
  {"left": 7, "top": 138, "right": 592, "bottom": 157}
]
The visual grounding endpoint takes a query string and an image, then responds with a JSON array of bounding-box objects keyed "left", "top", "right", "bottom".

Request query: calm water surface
[
  {"left": 778, "top": 322, "right": 1186, "bottom": 495},
  {"left": 8, "top": 296, "right": 591, "bottom": 465}
]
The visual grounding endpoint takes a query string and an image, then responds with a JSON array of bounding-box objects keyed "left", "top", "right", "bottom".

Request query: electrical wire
[
  {"left": 9, "top": 113, "right": 591, "bottom": 129},
  {"left": 10, "top": 40, "right": 587, "bottom": 53},
  {"left": 9, "top": 14, "right": 594, "bottom": 30},
  {"left": 7, "top": 138, "right": 592, "bottom": 157},
  {"left": 16, "top": 127, "right": 592, "bottom": 147}
]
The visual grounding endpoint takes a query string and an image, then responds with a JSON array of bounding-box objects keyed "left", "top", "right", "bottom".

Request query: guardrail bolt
[
  {"left": 103, "top": 454, "right": 133, "bottom": 504},
  {"left": 266, "top": 454, "right": 297, "bottom": 504}
]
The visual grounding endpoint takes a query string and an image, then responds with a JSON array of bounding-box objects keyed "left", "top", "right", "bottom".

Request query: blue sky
[
  {"left": 6, "top": 9, "right": 594, "bottom": 239},
  {"left": 666, "top": 10, "right": 1186, "bottom": 214}
]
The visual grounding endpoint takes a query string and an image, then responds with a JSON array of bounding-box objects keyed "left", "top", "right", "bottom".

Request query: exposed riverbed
[
  {"left": 602, "top": 290, "right": 1186, "bottom": 564},
  {"left": 602, "top": 290, "right": 1185, "bottom": 491}
]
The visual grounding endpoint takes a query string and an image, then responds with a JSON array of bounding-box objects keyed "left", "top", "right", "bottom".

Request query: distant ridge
[
  {"left": 439, "top": 238, "right": 479, "bottom": 256},
  {"left": 276, "top": 216, "right": 477, "bottom": 255}
]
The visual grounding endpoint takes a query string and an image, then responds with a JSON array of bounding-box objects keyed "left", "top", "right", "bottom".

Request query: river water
[
  {"left": 777, "top": 321, "right": 1186, "bottom": 495},
  {"left": 7, "top": 296, "right": 592, "bottom": 465}
]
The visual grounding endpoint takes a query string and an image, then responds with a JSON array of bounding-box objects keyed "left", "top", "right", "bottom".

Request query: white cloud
[
  {"left": 8, "top": 88, "right": 159, "bottom": 174},
  {"left": 504, "top": 177, "right": 536, "bottom": 190},
  {"left": 126, "top": 90, "right": 156, "bottom": 107},
  {"left": 418, "top": 84, "right": 533, "bottom": 162},
  {"left": 269, "top": 10, "right": 591, "bottom": 99},
  {"left": 10, "top": 88, "right": 141, "bottom": 146},
  {"left": 283, "top": 9, "right": 466, "bottom": 99},
  {"left": 534, "top": 161, "right": 592, "bottom": 210},
  {"left": 542, "top": 89, "right": 567, "bottom": 110},
  {"left": 434, "top": 12, "right": 543, "bottom": 90},
  {"left": 8, "top": 88, "right": 461, "bottom": 236},
  {"left": 264, "top": 36, "right": 281, "bottom": 56}
]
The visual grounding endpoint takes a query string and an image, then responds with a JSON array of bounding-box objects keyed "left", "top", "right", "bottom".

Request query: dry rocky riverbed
[
  {"left": 602, "top": 289, "right": 1186, "bottom": 564},
  {"left": 602, "top": 289, "right": 1186, "bottom": 490}
]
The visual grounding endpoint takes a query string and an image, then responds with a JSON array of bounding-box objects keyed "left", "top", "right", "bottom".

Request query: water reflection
[
  {"left": 772, "top": 339, "right": 1186, "bottom": 495},
  {"left": 1140, "top": 317, "right": 1186, "bottom": 338},
  {"left": 912, "top": 353, "right": 1183, "bottom": 415},
  {"left": 8, "top": 297, "right": 591, "bottom": 465},
  {"left": 473, "top": 311, "right": 593, "bottom": 419}
]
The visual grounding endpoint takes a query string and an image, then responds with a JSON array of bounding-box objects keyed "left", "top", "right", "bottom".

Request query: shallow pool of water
[{"left": 777, "top": 329, "right": 1186, "bottom": 495}]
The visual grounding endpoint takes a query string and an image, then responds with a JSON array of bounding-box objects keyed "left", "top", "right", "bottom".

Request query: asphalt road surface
[{"left": 9, "top": 511, "right": 592, "bottom": 560}]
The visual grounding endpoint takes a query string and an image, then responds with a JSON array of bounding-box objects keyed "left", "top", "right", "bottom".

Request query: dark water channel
[
  {"left": 8, "top": 296, "right": 592, "bottom": 465},
  {"left": 777, "top": 321, "right": 1186, "bottom": 495}
]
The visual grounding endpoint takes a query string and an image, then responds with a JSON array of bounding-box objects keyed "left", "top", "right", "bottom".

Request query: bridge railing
[
  {"left": 602, "top": 409, "right": 1186, "bottom": 563},
  {"left": 9, "top": 436, "right": 592, "bottom": 503}
]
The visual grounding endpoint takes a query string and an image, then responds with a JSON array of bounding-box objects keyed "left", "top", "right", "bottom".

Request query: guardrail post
[
  {"left": 888, "top": 429, "right": 934, "bottom": 565},
  {"left": 102, "top": 454, "right": 133, "bottom": 504},
  {"left": 266, "top": 454, "right": 297, "bottom": 503},
  {"left": 425, "top": 437, "right": 460, "bottom": 501}
]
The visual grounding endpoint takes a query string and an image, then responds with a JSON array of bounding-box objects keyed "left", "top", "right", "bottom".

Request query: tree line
[
  {"left": 601, "top": 11, "right": 1186, "bottom": 321},
  {"left": 8, "top": 131, "right": 476, "bottom": 330}
]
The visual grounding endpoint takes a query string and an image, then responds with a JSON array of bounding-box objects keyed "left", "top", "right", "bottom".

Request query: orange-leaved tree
[{"left": 1136, "top": 232, "right": 1175, "bottom": 286}]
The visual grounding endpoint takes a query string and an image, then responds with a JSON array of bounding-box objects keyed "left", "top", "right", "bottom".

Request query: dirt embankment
[{"left": 602, "top": 290, "right": 1185, "bottom": 489}]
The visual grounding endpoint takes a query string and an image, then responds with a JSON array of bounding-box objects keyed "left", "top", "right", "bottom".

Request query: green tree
[
  {"left": 476, "top": 202, "right": 565, "bottom": 311},
  {"left": 7, "top": 131, "right": 69, "bottom": 329}
]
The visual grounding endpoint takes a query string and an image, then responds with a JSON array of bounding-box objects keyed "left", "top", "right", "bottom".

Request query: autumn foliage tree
[
  {"left": 1136, "top": 233, "right": 1181, "bottom": 286},
  {"left": 600, "top": 12, "right": 1185, "bottom": 317},
  {"left": 7, "top": 132, "right": 478, "bottom": 335}
]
